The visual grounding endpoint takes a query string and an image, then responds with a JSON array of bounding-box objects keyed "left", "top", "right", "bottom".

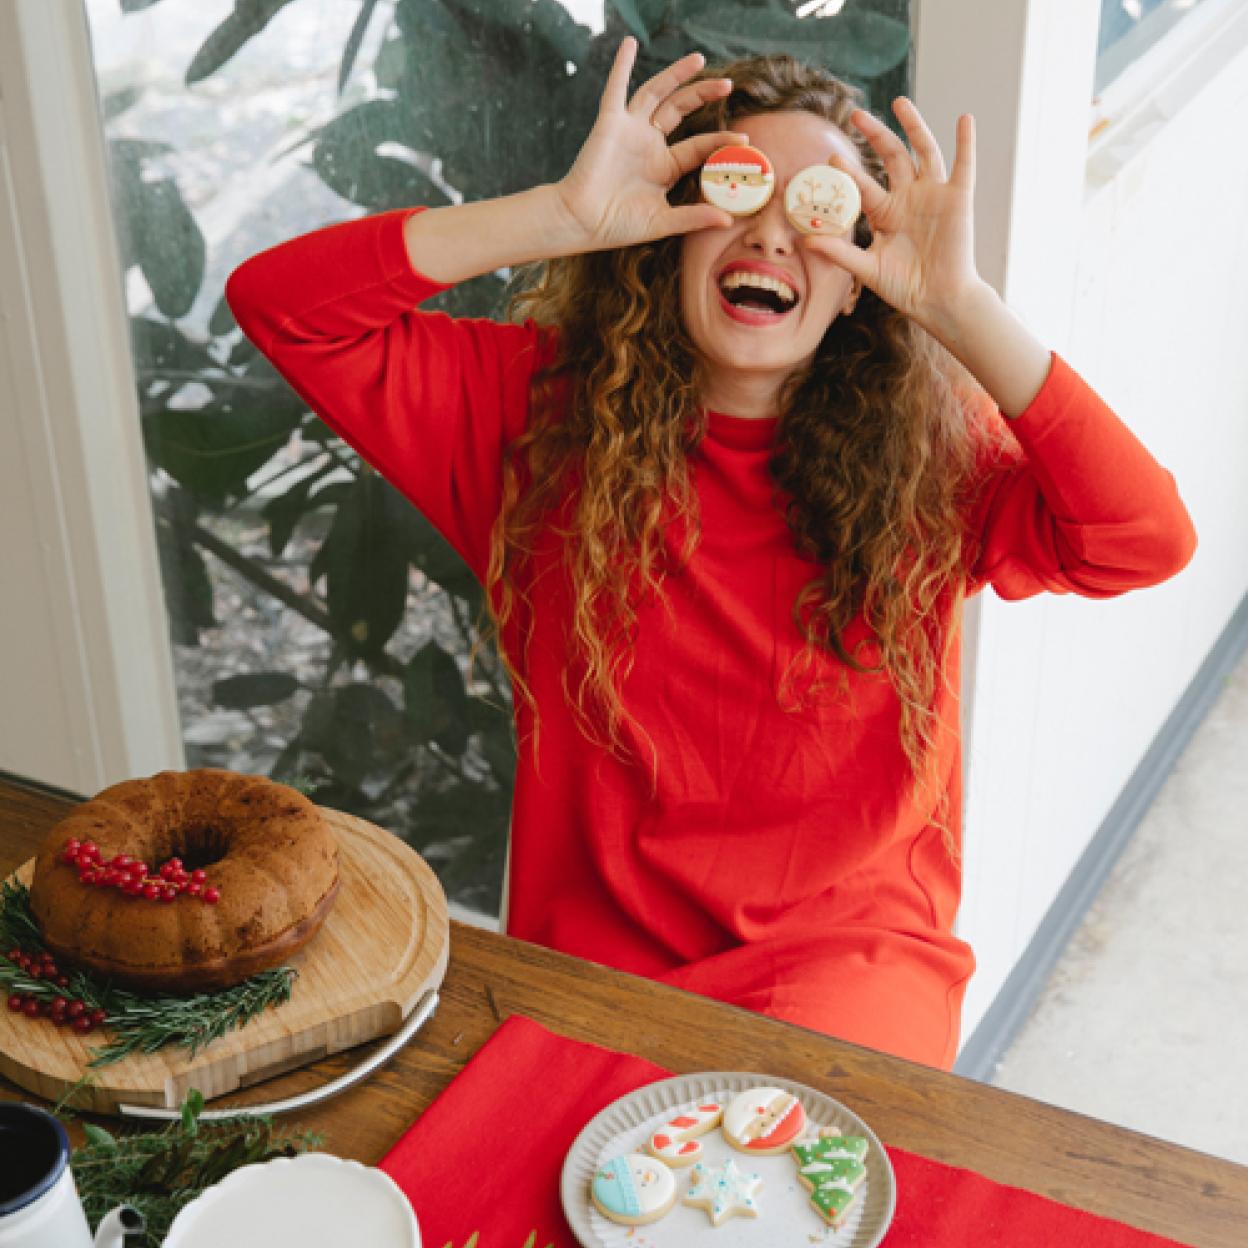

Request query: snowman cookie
[
  {"left": 590, "top": 1152, "right": 677, "bottom": 1226},
  {"left": 784, "top": 163, "right": 861, "bottom": 236},
  {"left": 701, "top": 144, "right": 775, "bottom": 216},
  {"left": 722, "top": 1086, "right": 808, "bottom": 1155}
]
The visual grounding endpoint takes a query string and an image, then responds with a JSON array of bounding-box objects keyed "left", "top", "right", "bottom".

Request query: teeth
[{"left": 719, "top": 270, "right": 797, "bottom": 305}]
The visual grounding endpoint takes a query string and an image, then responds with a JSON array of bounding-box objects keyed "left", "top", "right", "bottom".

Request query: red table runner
[{"left": 380, "top": 1015, "right": 1193, "bottom": 1248}]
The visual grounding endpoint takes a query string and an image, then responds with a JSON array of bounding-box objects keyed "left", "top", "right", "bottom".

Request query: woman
[{"left": 226, "top": 41, "right": 1196, "bottom": 1068}]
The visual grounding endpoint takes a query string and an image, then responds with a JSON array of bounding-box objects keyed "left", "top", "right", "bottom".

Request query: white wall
[
  {"left": 0, "top": 0, "right": 183, "bottom": 793},
  {"left": 957, "top": 3, "right": 1248, "bottom": 1036}
]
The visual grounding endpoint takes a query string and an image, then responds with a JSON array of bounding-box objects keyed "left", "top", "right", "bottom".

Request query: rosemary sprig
[
  {"left": 0, "top": 879, "right": 295, "bottom": 1066},
  {"left": 63, "top": 1088, "right": 322, "bottom": 1248}
]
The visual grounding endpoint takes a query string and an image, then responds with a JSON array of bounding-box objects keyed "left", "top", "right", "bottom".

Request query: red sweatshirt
[{"left": 226, "top": 208, "right": 1197, "bottom": 1069}]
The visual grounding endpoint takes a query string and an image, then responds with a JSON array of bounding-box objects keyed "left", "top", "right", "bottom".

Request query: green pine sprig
[
  {"left": 63, "top": 1088, "right": 322, "bottom": 1247},
  {"left": 0, "top": 878, "right": 295, "bottom": 1066}
]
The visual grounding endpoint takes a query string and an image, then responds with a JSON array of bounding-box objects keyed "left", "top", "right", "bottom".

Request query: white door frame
[{"left": 0, "top": 0, "right": 182, "bottom": 795}]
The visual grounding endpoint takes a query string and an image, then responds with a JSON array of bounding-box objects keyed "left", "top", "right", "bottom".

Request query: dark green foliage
[
  {"left": 115, "top": 0, "right": 909, "bottom": 914},
  {"left": 65, "top": 1088, "right": 321, "bottom": 1248}
]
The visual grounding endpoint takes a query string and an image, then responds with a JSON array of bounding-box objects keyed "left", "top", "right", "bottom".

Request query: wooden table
[{"left": 1, "top": 774, "right": 1244, "bottom": 1246}]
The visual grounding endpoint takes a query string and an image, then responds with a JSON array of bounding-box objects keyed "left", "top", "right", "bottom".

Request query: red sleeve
[
  {"left": 224, "top": 207, "right": 556, "bottom": 584},
  {"left": 964, "top": 351, "right": 1198, "bottom": 599}
]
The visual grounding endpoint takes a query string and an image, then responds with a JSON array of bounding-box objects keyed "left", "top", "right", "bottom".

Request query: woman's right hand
[{"left": 554, "top": 38, "right": 747, "bottom": 252}]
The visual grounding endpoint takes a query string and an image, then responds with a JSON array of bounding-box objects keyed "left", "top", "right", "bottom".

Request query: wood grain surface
[
  {"left": 0, "top": 809, "right": 448, "bottom": 1113},
  {"left": 1, "top": 773, "right": 1245, "bottom": 1246}
]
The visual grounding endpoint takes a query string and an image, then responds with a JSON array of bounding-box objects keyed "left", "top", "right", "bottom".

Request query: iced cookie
[
  {"left": 701, "top": 144, "right": 775, "bottom": 216},
  {"left": 646, "top": 1101, "right": 723, "bottom": 1168},
  {"left": 722, "top": 1086, "right": 807, "bottom": 1155},
  {"left": 784, "top": 163, "right": 861, "bottom": 236},
  {"left": 682, "top": 1157, "right": 762, "bottom": 1226},
  {"left": 791, "top": 1135, "right": 869, "bottom": 1229},
  {"left": 590, "top": 1152, "right": 677, "bottom": 1226}
]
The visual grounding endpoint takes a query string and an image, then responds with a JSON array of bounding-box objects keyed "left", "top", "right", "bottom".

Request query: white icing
[
  {"left": 683, "top": 1158, "right": 763, "bottom": 1226},
  {"left": 647, "top": 1102, "right": 722, "bottom": 1163},
  {"left": 723, "top": 1087, "right": 804, "bottom": 1145},
  {"left": 595, "top": 1153, "right": 675, "bottom": 1216}
]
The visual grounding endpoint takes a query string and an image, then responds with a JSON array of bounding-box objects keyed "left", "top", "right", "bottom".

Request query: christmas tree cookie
[{"left": 791, "top": 1134, "right": 869, "bottom": 1229}]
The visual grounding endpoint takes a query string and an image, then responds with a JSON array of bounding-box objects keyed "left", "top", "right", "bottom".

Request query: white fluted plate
[
  {"left": 161, "top": 1153, "right": 420, "bottom": 1248},
  {"left": 561, "top": 1072, "right": 895, "bottom": 1248}
]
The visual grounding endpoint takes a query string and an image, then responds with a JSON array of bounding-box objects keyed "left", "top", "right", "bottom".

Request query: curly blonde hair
[{"left": 479, "top": 54, "right": 1009, "bottom": 854}]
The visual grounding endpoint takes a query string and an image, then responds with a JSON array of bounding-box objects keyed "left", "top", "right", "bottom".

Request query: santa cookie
[
  {"left": 645, "top": 1101, "right": 723, "bottom": 1168},
  {"left": 784, "top": 163, "right": 861, "bottom": 236},
  {"left": 722, "top": 1086, "right": 807, "bottom": 1155},
  {"left": 701, "top": 144, "right": 775, "bottom": 216},
  {"left": 590, "top": 1152, "right": 677, "bottom": 1226}
]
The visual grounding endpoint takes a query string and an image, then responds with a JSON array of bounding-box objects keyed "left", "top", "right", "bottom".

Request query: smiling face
[{"left": 680, "top": 111, "right": 867, "bottom": 417}]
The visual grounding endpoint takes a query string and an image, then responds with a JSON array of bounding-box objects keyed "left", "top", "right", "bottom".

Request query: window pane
[
  {"left": 1096, "top": 0, "right": 1212, "bottom": 93},
  {"left": 84, "top": 0, "right": 911, "bottom": 924}
]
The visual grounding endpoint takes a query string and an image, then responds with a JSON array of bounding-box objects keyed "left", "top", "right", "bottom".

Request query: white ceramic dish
[
  {"left": 561, "top": 1072, "right": 896, "bottom": 1247},
  {"left": 161, "top": 1153, "right": 420, "bottom": 1248}
]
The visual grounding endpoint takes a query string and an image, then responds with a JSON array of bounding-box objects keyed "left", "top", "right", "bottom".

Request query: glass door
[{"left": 82, "top": 0, "right": 912, "bottom": 923}]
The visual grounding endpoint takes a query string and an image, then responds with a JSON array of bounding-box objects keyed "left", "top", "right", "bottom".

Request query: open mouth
[{"left": 717, "top": 270, "right": 799, "bottom": 319}]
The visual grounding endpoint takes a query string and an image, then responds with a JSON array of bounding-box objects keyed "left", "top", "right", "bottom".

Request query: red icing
[
  {"left": 653, "top": 1134, "right": 671, "bottom": 1149},
  {"left": 680, "top": 1142, "right": 698, "bottom": 1155},
  {"left": 670, "top": 1116, "right": 697, "bottom": 1129}
]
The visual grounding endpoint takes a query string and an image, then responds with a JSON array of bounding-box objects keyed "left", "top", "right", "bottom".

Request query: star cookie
[{"left": 682, "top": 1157, "right": 763, "bottom": 1226}]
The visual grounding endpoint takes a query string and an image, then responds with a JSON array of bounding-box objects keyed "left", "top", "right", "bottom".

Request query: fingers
[
  {"left": 950, "top": 113, "right": 976, "bottom": 192},
  {"left": 848, "top": 106, "right": 917, "bottom": 191},
  {"left": 655, "top": 203, "right": 735, "bottom": 239},
  {"left": 826, "top": 149, "right": 888, "bottom": 221},
  {"left": 803, "top": 233, "right": 874, "bottom": 288},
  {"left": 892, "top": 97, "right": 947, "bottom": 180},
  {"left": 600, "top": 36, "right": 638, "bottom": 116},
  {"left": 628, "top": 48, "right": 710, "bottom": 120},
  {"left": 650, "top": 77, "right": 733, "bottom": 136},
  {"left": 667, "top": 130, "right": 750, "bottom": 180}
]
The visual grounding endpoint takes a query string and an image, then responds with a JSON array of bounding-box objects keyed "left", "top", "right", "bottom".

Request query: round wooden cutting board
[{"left": 0, "top": 808, "right": 450, "bottom": 1115}]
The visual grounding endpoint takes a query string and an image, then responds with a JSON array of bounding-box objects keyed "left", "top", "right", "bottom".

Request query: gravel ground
[{"left": 171, "top": 502, "right": 508, "bottom": 921}]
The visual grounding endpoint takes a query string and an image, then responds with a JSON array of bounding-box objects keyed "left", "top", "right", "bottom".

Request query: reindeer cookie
[{"left": 784, "top": 163, "right": 861, "bottom": 236}]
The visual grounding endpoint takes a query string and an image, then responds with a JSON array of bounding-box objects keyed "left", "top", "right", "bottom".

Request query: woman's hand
[
  {"left": 806, "top": 99, "right": 986, "bottom": 338},
  {"left": 554, "top": 38, "right": 747, "bottom": 252}
]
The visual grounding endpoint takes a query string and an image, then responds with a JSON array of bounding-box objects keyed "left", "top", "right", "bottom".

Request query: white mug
[{"left": 0, "top": 1103, "right": 141, "bottom": 1248}]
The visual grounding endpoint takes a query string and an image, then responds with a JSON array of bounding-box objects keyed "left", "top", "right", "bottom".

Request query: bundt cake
[{"left": 28, "top": 769, "right": 339, "bottom": 993}]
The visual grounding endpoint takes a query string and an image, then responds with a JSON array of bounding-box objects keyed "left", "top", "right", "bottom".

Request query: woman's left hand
[{"left": 806, "top": 98, "right": 983, "bottom": 337}]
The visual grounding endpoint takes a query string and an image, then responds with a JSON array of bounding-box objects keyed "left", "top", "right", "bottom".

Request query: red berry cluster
[
  {"left": 60, "top": 840, "right": 220, "bottom": 905},
  {"left": 5, "top": 949, "right": 107, "bottom": 1033}
]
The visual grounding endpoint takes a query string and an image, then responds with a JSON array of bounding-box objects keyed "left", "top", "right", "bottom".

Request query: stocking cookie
[
  {"left": 590, "top": 1152, "right": 677, "bottom": 1226},
  {"left": 646, "top": 1101, "right": 724, "bottom": 1168},
  {"left": 701, "top": 145, "right": 775, "bottom": 216},
  {"left": 722, "top": 1086, "right": 807, "bottom": 1155},
  {"left": 784, "top": 163, "right": 861, "bottom": 236},
  {"left": 682, "top": 1157, "right": 763, "bottom": 1226}
]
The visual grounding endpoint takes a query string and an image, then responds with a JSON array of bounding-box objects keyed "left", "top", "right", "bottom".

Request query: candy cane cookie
[{"left": 645, "top": 1100, "right": 724, "bottom": 1168}]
